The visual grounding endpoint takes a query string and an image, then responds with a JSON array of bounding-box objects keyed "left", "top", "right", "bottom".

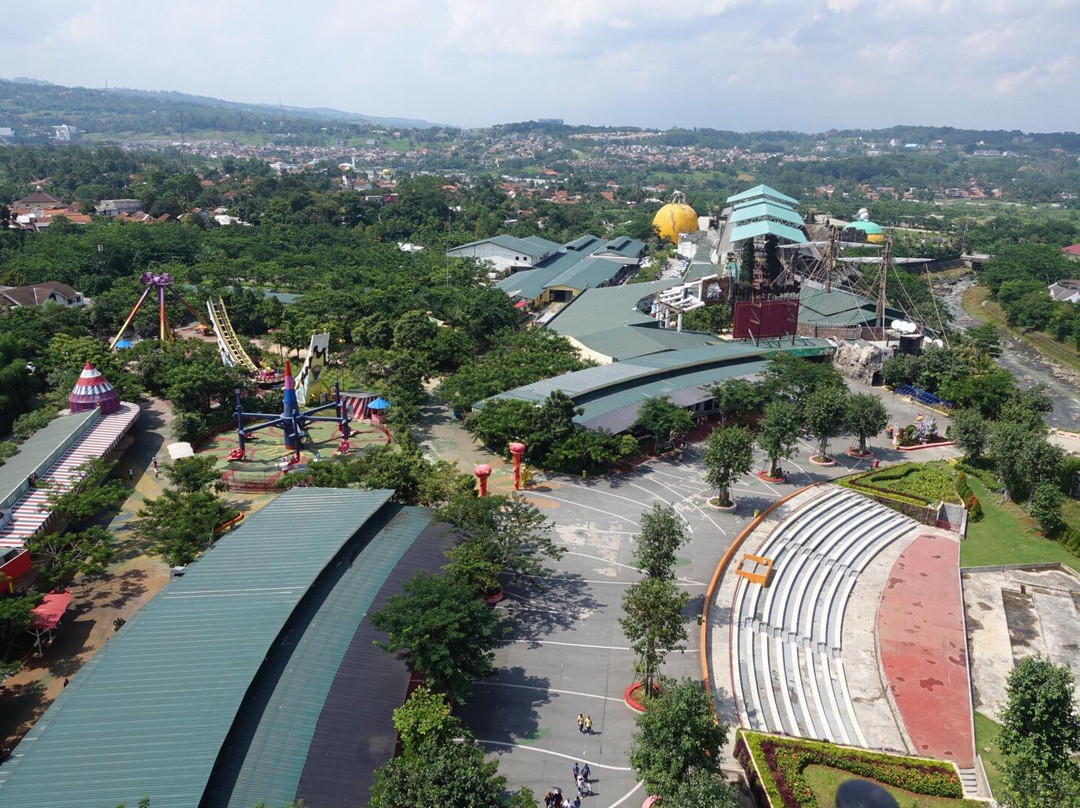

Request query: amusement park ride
[
  {"left": 229, "top": 359, "right": 352, "bottom": 465},
  {"left": 108, "top": 272, "right": 205, "bottom": 349}
]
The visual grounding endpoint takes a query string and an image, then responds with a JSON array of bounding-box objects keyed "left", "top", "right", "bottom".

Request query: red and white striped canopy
[{"left": 69, "top": 361, "right": 121, "bottom": 415}]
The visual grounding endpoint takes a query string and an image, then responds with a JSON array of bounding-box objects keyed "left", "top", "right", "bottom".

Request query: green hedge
[{"left": 735, "top": 730, "right": 964, "bottom": 808}]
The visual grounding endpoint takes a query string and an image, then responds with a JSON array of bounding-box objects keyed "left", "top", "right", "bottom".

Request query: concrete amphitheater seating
[{"left": 732, "top": 488, "right": 915, "bottom": 745}]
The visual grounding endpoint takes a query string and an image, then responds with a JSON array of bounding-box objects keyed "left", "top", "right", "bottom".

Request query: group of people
[
  {"left": 575, "top": 714, "right": 593, "bottom": 734},
  {"left": 543, "top": 761, "right": 594, "bottom": 808}
]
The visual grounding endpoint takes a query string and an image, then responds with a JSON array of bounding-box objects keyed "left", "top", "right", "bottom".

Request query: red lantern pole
[
  {"left": 508, "top": 442, "right": 526, "bottom": 491},
  {"left": 474, "top": 464, "right": 492, "bottom": 497}
]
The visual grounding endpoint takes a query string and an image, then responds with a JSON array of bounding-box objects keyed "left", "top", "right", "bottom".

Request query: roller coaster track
[{"left": 207, "top": 297, "right": 258, "bottom": 373}]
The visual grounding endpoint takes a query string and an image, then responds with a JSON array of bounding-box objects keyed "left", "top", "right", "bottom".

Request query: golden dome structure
[{"left": 652, "top": 191, "right": 698, "bottom": 244}]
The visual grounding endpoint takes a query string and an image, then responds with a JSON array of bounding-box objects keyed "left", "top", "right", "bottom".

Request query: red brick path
[{"left": 877, "top": 535, "right": 974, "bottom": 767}]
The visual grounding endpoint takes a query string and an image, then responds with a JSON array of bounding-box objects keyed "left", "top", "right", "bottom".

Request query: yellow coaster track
[{"left": 207, "top": 297, "right": 258, "bottom": 373}]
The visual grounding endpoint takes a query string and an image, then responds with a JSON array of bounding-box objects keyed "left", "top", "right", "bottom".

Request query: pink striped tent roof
[{"left": 69, "top": 362, "right": 121, "bottom": 415}]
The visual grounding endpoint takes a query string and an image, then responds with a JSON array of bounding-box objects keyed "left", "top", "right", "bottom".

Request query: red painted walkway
[{"left": 877, "top": 535, "right": 974, "bottom": 767}]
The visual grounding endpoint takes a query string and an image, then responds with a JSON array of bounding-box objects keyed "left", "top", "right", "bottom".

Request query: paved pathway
[{"left": 878, "top": 536, "right": 974, "bottom": 769}]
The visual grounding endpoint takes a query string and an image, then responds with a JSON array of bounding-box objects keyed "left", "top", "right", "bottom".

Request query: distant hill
[
  {"left": 102, "top": 86, "right": 443, "bottom": 130},
  {"left": 0, "top": 78, "right": 443, "bottom": 141}
]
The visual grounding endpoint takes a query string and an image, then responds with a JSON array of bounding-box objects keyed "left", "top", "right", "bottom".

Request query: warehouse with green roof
[{"left": 0, "top": 487, "right": 454, "bottom": 808}]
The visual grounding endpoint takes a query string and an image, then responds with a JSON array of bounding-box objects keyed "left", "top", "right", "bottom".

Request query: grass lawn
[
  {"left": 973, "top": 711, "right": 1006, "bottom": 798},
  {"left": 962, "top": 285, "right": 1080, "bottom": 376},
  {"left": 960, "top": 478, "right": 1080, "bottom": 573},
  {"left": 802, "top": 764, "right": 977, "bottom": 807}
]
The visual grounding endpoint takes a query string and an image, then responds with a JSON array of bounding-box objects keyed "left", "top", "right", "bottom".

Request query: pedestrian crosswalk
[{"left": 0, "top": 403, "right": 141, "bottom": 549}]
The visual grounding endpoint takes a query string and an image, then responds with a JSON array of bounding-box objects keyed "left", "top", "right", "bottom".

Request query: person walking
[
  {"left": 572, "top": 763, "right": 580, "bottom": 781},
  {"left": 127, "top": 467, "right": 134, "bottom": 483},
  {"left": 576, "top": 775, "right": 585, "bottom": 798},
  {"left": 576, "top": 713, "right": 585, "bottom": 733},
  {"left": 573, "top": 796, "right": 581, "bottom": 808},
  {"left": 584, "top": 715, "right": 593, "bottom": 734},
  {"left": 581, "top": 763, "right": 591, "bottom": 783}
]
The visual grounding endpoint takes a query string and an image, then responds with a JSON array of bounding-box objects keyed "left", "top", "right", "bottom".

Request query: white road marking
[
  {"left": 477, "top": 739, "right": 634, "bottom": 771},
  {"left": 473, "top": 680, "right": 624, "bottom": 703},
  {"left": 604, "top": 781, "right": 645, "bottom": 808},
  {"left": 513, "top": 639, "right": 633, "bottom": 651},
  {"left": 526, "top": 491, "right": 641, "bottom": 526}
]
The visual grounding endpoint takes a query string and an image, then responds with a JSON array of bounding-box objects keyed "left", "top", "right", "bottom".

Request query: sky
[{"left": 3, "top": 0, "right": 1079, "bottom": 133}]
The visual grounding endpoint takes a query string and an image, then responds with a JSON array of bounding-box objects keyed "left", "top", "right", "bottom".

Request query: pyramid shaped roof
[{"left": 69, "top": 361, "right": 121, "bottom": 415}]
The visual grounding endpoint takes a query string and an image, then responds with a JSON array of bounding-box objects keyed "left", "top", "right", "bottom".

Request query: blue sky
[{"left": 2, "top": 0, "right": 1078, "bottom": 132}]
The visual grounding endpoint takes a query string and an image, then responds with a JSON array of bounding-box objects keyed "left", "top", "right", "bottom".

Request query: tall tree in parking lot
[
  {"left": 629, "top": 677, "right": 730, "bottom": 798},
  {"left": 999, "top": 654, "right": 1080, "bottom": 808},
  {"left": 370, "top": 571, "right": 504, "bottom": 704},
  {"left": 702, "top": 426, "right": 754, "bottom": 508},
  {"left": 620, "top": 577, "right": 689, "bottom": 695},
  {"left": 844, "top": 392, "right": 889, "bottom": 456},
  {"left": 633, "top": 396, "right": 695, "bottom": 449},
  {"left": 804, "top": 385, "right": 848, "bottom": 462},
  {"left": 756, "top": 400, "right": 801, "bottom": 478},
  {"left": 634, "top": 503, "right": 689, "bottom": 579}
]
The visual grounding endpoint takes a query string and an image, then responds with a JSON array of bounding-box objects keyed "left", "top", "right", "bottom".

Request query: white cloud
[{"left": 0, "top": 1, "right": 1078, "bottom": 131}]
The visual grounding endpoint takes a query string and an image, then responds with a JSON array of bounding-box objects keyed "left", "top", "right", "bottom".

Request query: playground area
[{"left": 200, "top": 418, "right": 390, "bottom": 483}]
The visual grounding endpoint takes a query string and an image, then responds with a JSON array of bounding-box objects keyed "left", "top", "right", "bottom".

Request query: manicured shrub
[{"left": 736, "top": 730, "right": 963, "bottom": 808}]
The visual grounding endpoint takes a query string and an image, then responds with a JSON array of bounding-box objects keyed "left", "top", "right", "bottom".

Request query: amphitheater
[{"left": 706, "top": 484, "right": 984, "bottom": 799}]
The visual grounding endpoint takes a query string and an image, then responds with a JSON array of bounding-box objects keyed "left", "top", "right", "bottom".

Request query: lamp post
[
  {"left": 508, "top": 442, "right": 526, "bottom": 491},
  {"left": 474, "top": 464, "right": 492, "bottom": 497}
]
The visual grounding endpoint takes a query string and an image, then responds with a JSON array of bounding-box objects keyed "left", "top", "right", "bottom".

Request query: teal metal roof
[
  {"left": 522, "top": 235, "right": 563, "bottom": 252},
  {"left": 726, "top": 184, "right": 799, "bottom": 207},
  {"left": 212, "top": 506, "right": 433, "bottom": 808},
  {"left": 547, "top": 256, "right": 629, "bottom": 292},
  {"left": 495, "top": 268, "right": 546, "bottom": 300},
  {"left": 799, "top": 286, "right": 903, "bottom": 327},
  {"left": 449, "top": 234, "right": 555, "bottom": 260},
  {"left": 843, "top": 220, "right": 885, "bottom": 235},
  {"left": 0, "top": 409, "right": 98, "bottom": 510},
  {"left": 484, "top": 338, "right": 834, "bottom": 414},
  {"left": 594, "top": 236, "right": 646, "bottom": 260},
  {"left": 548, "top": 280, "right": 674, "bottom": 339},
  {"left": 563, "top": 234, "right": 604, "bottom": 253},
  {"left": 0, "top": 487, "right": 395, "bottom": 808},
  {"left": 729, "top": 219, "right": 807, "bottom": 245},
  {"left": 728, "top": 202, "right": 805, "bottom": 228}
]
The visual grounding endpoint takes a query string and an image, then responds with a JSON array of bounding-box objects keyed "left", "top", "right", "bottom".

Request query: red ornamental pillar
[
  {"left": 474, "top": 464, "right": 492, "bottom": 497},
  {"left": 508, "top": 442, "right": 526, "bottom": 491}
]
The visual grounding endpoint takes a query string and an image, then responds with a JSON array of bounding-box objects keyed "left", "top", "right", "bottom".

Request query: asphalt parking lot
[{"left": 447, "top": 386, "right": 957, "bottom": 807}]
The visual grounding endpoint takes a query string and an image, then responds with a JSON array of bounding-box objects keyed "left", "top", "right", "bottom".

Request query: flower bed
[{"left": 734, "top": 731, "right": 963, "bottom": 808}]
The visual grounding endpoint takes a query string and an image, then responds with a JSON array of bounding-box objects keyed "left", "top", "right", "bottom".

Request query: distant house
[
  {"left": 94, "top": 199, "right": 143, "bottom": 217},
  {"left": 1061, "top": 244, "right": 1080, "bottom": 261},
  {"left": 1049, "top": 280, "right": 1080, "bottom": 304},
  {"left": 0, "top": 281, "right": 84, "bottom": 308},
  {"left": 16, "top": 189, "right": 63, "bottom": 208}
]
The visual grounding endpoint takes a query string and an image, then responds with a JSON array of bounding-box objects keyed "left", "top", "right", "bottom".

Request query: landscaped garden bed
[{"left": 735, "top": 730, "right": 968, "bottom": 808}]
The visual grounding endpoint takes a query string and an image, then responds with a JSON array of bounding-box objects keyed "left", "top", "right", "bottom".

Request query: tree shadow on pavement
[
  {"left": 500, "top": 572, "right": 602, "bottom": 640},
  {"left": 459, "top": 666, "right": 551, "bottom": 746}
]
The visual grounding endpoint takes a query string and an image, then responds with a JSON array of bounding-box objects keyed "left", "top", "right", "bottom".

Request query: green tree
[
  {"left": 702, "top": 426, "right": 754, "bottom": 507},
  {"left": 665, "top": 770, "right": 739, "bottom": 808},
  {"left": 369, "top": 571, "right": 504, "bottom": 703},
  {"left": 633, "top": 396, "right": 694, "bottom": 448},
  {"left": 760, "top": 354, "right": 841, "bottom": 411},
  {"left": 707, "top": 378, "right": 767, "bottom": 426},
  {"left": 756, "top": 400, "right": 801, "bottom": 478},
  {"left": 635, "top": 503, "right": 689, "bottom": 580},
  {"left": 0, "top": 592, "right": 42, "bottom": 658},
  {"left": 620, "top": 577, "right": 689, "bottom": 695},
  {"left": 392, "top": 685, "right": 460, "bottom": 759},
  {"left": 803, "top": 385, "right": 848, "bottom": 461},
  {"left": 131, "top": 489, "right": 233, "bottom": 566},
  {"left": 41, "top": 457, "right": 129, "bottom": 523},
  {"left": 25, "top": 525, "right": 114, "bottom": 589},
  {"left": 1030, "top": 483, "right": 1065, "bottom": 537},
  {"left": 989, "top": 421, "right": 1035, "bottom": 501},
  {"left": 628, "top": 677, "right": 729, "bottom": 797},
  {"left": 999, "top": 655, "right": 1080, "bottom": 808},
  {"left": 164, "top": 454, "right": 222, "bottom": 493},
  {"left": 843, "top": 392, "right": 889, "bottom": 455},
  {"left": 949, "top": 408, "right": 989, "bottom": 462},
  {"left": 437, "top": 493, "right": 562, "bottom": 584},
  {"left": 369, "top": 735, "right": 526, "bottom": 808}
]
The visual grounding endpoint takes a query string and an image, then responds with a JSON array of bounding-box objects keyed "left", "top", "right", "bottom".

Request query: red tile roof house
[
  {"left": 0, "top": 282, "right": 85, "bottom": 308},
  {"left": 1061, "top": 243, "right": 1080, "bottom": 260}
]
